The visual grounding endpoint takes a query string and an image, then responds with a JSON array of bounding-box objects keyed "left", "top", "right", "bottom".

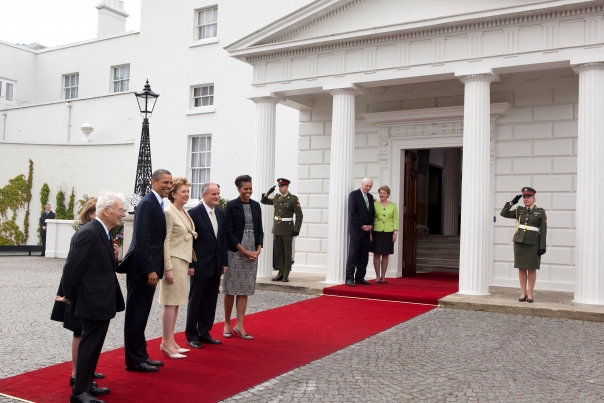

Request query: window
[
  {"left": 197, "top": 7, "right": 217, "bottom": 40},
  {"left": 63, "top": 74, "right": 79, "bottom": 100},
  {"left": 112, "top": 65, "right": 130, "bottom": 92},
  {"left": 190, "top": 136, "right": 212, "bottom": 199},
  {"left": 193, "top": 85, "right": 214, "bottom": 107},
  {"left": 5, "top": 83, "right": 13, "bottom": 101}
]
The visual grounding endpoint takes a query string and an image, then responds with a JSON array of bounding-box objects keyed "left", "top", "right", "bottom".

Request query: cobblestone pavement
[{"left": 2, "top": 257, "right": 604, "bottom": 403}]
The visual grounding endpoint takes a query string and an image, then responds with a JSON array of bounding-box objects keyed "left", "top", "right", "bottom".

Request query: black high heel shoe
[
  {"left": 518, "top": 296, "right": 527, "bottom": 302},
  {"left": 527, "top": 297, "right": 534, "bottom": 303}
]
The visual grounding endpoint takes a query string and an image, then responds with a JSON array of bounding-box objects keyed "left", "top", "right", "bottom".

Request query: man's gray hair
[
  {"left": 152, "top": 169, "right": 171, "bottom": 181},
  {"left": 96, "top": 191, "right": 126, "bottom": 214},
  {"left": 362, "top": 177, "right": 373, "bottom": 184},
  {"left": 201, "top": 182, "right": 218, "bottom": 195}
]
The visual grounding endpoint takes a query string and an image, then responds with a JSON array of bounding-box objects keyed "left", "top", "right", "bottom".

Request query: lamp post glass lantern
[{"left": 130, "top": 80, "right": 160, "bottom": 211}]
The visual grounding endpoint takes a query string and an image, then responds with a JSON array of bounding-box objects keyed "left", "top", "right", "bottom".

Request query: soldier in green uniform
[
  {"left": 261, "top": 178, "right": 303, "bottom": 282},
  {"left": 500, "top": 187, "right": 547, "bottom": 303}
]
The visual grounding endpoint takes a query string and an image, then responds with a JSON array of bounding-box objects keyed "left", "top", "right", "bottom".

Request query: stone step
[
  {"left": 416, "top": 258, "right": 460, "bottom": 268},
  {"left": 417, "top": 252, "right": 460, "bottom": 260},
  {"left": 417, "top": 235, "right": 460, "bottom": 242},
  {"left": 417, "top": 244, "right": 460, "bottom": 251}
]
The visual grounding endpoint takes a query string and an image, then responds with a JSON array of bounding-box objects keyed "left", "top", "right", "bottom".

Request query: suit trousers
[
  {"left": 275, "top": 234, "right": 293, "bottom": 277},
  {"left": 185, "top": 273, "right": 221, "bottom": 341},
  {"left": 73, "top": 318, "right": 110, "bottom": 395},
  {"left": 124, "top": 275, "right": 156, "bottom": 366},
  {"left": 346, "top": 231, "right": 370, "bottom": 282}
]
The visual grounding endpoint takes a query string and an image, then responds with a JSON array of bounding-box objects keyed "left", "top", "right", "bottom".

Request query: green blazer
[
  {"left": 500, "top": 202, "right": 547, "bottom": 250},
  {"left": 373, "top": 201, "right": 399, "bottom": 232}
]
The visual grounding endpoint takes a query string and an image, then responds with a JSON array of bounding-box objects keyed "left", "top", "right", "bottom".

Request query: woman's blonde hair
[
  {"left": 78, "top": 197, "right": 97, "bottom": 224},
  {"left": 168, "top": 177, "right": 191, "bottom": 202},
  {"left": 378, "top": 185, "right": 391, "bottom": 196}
]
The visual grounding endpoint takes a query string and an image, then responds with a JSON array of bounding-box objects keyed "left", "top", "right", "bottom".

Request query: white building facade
[{"left": 1, "top": 0, "right": 603, "bottom": 304}]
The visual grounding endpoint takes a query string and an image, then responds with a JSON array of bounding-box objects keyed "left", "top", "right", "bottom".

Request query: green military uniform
[
  {"left": 261, "top": 179, "right": 303, "bottom": 280},
  {"left": 500, "top": 187, "right": 547, "bottom": 270}
]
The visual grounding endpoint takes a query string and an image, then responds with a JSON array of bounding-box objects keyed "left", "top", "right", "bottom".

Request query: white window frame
[
  {"left": 192, "top": 84, "right": 214, "bottom": 108},
  {"left": 196, "top": 7, "right": 218, "bottom": 41},
  {"left": 5, "top": 82, "right": 13, "bottom": 101},
  {"left": 63, "top": 73, "right": 79, "bottom": 100},
  {"left": 189, "top": 135, "right": 212, "bottom": 200},
  {"left": 112, "top": 64, "right": 130, "bottom": 93}
]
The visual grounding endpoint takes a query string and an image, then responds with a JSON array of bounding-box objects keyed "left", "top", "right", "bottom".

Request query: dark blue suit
[
  {"left": 345, "top": 189, "right": 375, "bottom": 282},
  {"left": 62, "top": 219, "right": 125, "bottom": 395},
  {"left": 185, "top": 203, "right": 228, "bottom": 341},
  {"left": 119, "top": 191, "right": 166, "bottom": 366}
]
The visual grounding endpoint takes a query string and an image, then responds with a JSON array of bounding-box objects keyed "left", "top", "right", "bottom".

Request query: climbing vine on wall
[
  {"left": 55, "top": 190, "right": 67, "bottom": 220},
  {"left": 38, "top": 183, "right": 50, "bottom": 244},
  {"left": 0, "top": 160, "right": 34, "bottom": 245}
]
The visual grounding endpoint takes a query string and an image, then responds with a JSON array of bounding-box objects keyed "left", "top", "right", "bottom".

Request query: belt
[
  {"left": 243, "top": 229, "right": 254, "bottom": 233},
  {"left": 274, "top": 217, "right": 293, "bottom": 222},
  {"left": 519, "top": 225, "right": 540, "bottom": 233}
]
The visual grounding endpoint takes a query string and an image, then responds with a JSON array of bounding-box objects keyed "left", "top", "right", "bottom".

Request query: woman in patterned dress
[
  {"left": 160, "top": 177, "right": 197, "bottom": 358},
  {"left": 223, "top": 175, "right": 264, "bottom": 340}
]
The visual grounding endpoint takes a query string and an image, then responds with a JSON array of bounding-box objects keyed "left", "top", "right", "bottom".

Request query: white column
[
  {"left": 249, "top": 94, "right": 280, "bottom": 278},
  {"left": 323, "top": 84, "right": 363, "bottom": 284},
  {"left": 455, "top": 70, "right": 498, "bottom": 295},
  {"left": 572, "top": 61, "right": 604, "bottom": 305},
  {"left": 442, "top": 148, "right": 461, "bottom": 236}
]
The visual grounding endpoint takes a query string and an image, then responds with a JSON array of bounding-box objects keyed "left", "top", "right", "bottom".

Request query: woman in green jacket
[
  {"left": 500, "top": 187, "right": 547, "bottom": 303},
  {"left": 371, "top": 185, "right": 399, "bottom": 284}
]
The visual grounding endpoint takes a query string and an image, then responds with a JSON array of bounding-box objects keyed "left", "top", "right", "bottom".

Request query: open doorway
[{"left": 401, "top": 148, "right": 461, "bottom": 276}]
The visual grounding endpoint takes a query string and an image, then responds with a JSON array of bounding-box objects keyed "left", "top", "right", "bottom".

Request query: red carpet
[
  {"left": 323, "top": 272, "right": 459, "bottom": 305},
  {"left": 0, "top": 296, "right": 432, "bottom": 403}
]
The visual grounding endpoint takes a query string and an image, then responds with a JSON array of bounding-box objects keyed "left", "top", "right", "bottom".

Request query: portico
[{"left": 228, "top": 0, "right": 604, "bottom": 303}]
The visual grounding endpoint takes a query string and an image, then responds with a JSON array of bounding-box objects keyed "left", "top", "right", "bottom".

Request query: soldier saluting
[{"left": 261, "top": 178, "right": 303, "bottom": 282}]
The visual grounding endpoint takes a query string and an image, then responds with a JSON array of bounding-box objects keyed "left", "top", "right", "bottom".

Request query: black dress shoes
[
  {"left": 146, "top": 358, "right": 164, "bottom": 367},
  {"left": 282, "top": 276, "right": 289, "bottom": 282},
  {"left": 70, "top": 391, "right": 105, "bottom": 403},
  {"left": 187, "top": 340, "right": 204, "bottom": 349},
  {"left": 126, "top": 362, "right": 159, "bottom": 372},
  {"left": 93, "top": 373, "right": 105, "bottom": 379},
  {"left": 271, "top": 275, "right": 284, "bottom": 281},
  {"left": 70, "top": 377, "right": 97, "bottom": 387},
  {"left": 356, "top": 279, "right": 371, "bottom": 285},
  {"left": 345, "top": 280, "right": 356, "bottom": 287},
  {"left": 90, "top": 386, "right": 110, "bottom": 397},
  {"left": 200, "top": 335, "right": 221, "bottom": 344}
]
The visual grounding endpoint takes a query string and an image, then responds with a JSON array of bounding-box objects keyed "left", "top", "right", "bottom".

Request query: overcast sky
[{"left": 1, "top": 0, "right": 142, "bottom": 47}]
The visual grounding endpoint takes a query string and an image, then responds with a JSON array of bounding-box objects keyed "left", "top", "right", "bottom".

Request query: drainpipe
[{"left": 66, "top": 102, "right": 72, "bottom": 142}]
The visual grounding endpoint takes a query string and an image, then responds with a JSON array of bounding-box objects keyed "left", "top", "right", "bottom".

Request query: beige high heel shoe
[{"left": 160, "top": 343, "right": 187, "bottom": 359}]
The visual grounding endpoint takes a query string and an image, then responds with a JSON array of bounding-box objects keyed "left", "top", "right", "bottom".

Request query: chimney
[{"left": 96, "top": 0, "right": 129, "bottom": 37}]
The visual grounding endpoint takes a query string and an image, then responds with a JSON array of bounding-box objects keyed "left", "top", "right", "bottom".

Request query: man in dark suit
[
  {"left": 62, "top": 191, "right": 126, "bottom": 403},
  {"left": 40, "top": 203, "right": 55, "bottom": 256},
  {"left": 185, "top": 182, "right": 228, "bottom": 348},
  {"left": 345, "top": 178, "right": 375, "bottom": 287},
  {"left": 119, "top": 169, "right": 172, "bottom": 372}
]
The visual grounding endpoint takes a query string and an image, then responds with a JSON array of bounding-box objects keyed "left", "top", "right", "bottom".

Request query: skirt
[
  {"left": 514, "top": 242, "right": 541, "bottom": 270},
  {"left": 371, "top": 231, "right": 394, "bottom": 255},
  {"left": 159, "top": 257, "right": 190, "bottom": 306}
]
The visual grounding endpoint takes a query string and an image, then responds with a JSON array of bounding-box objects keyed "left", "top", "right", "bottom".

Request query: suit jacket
[
  {"left": 225, "top": 197, "right": 264, "bottom": 252},
  {"left": 188, "top": 203, "right": 228, "bottom": 278},
  {"left": 62, "top": 220, "right": 125, "bottom": 321},
  {"left": 40, "top": 211, "right": 55, "bottom": 232},
  {"left": 348, "top": 189, "right": 375, "bottom": 234},
  {"left": 163, "top": 204, "right": 196, "bottom": 270},
  {"left": 118, "top": 191, "right": 167, "bottom": 279}
]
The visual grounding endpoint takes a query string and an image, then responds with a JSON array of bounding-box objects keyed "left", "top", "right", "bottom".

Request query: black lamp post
[{"left": 129, "top": 80, "right": 159, "bottom": 210}]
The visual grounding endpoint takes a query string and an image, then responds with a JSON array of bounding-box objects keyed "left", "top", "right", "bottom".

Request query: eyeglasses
[
  {"left": 522, "top": 195, "right": 534, "bottom": 199},
  {"left": 107, "top": 206, "right": 127, "bottom": 214}
]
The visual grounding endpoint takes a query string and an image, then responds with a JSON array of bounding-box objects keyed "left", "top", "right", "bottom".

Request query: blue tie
[
  {"left": 160, "top": 200, "right": 165, "bottom": 211},
  {"left": 107, "top": 233, "right": 111, "bottom": 240}
]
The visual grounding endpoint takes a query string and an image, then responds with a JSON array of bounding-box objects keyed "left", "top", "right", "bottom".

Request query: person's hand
[
  {"left": 147, "top": 272, "right": 159, "bottom": 287},
  {"left": 370, "top": 234, "right": 373, "bottom": 242},
  {"left": 222, "top": 266, "right": 228, "bottom": 275},
  {"left": 42, "top": 226, "right": 46, "bottom": 230},
  {"left": 266, "top": 185, "right": 276, "bottom": 196},
  {"left": 164, "top": 270, "right": 174, "bottom": 284},
  {"left": 511, "top": 194, "right": 522, "bottom": 205},
  {"left": 538, "top": 249, "right": 546, "bottom": 256},
  {"left": 113, "top": 244, "right": 119, "bottom": 260},
  {"left": 55, "top": 295, "right": 70, "bottom": 304},
  {"left": 243, "top": 250, "right": 256, "bottom": 261},
  {"left": 393, "top": 232, "right": 398, "bottom": 243},
  {"left": 188, "top": 268, "right": 195, "bottom": 276},
  {"left": 292, "top": 231, "right": 299, "bottom": 237}
]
